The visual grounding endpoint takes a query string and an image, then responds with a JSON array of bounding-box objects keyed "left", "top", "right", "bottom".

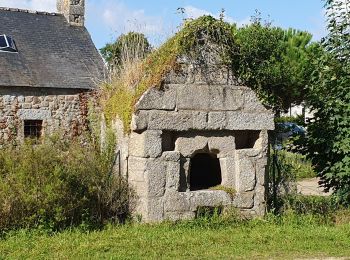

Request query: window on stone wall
[
  {"left": 24, "top": 120, "right": 43, "bottom": 139},
  {"left": 189, "top": 153, "right": 222, "bottom": 191}
]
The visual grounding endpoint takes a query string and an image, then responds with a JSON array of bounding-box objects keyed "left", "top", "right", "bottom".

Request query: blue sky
[{"left": 0, "top": 0, "right": 327, "bottom": 49}]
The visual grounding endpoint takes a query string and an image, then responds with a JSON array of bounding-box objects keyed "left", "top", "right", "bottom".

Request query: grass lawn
[{"left": 1, "top": 216, "right": 350, "bottom": 259}]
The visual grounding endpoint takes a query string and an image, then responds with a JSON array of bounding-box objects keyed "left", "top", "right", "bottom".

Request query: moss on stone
[
  {"left": 210, "top": 185, "right": 236, "bottom": 199},
  {"left": 102, "top": 16, "right": 236, "bottom": 133}
]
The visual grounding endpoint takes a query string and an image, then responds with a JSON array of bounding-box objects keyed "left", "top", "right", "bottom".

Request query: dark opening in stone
[
  {"left": 235, "top": 130, "right": 260, "bottom": 149},
  {"left": 189, "top": 153, "right": 222, "bottom": 191}
]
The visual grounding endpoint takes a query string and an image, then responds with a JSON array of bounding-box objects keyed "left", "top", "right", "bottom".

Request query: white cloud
[
  {"left": 86, "top": 0, "right": 168, "bottom": 46},
  {"left": 88, "top": 0, "right": 164, "bottom": 37},
  {"left": 184, "top": 5, "right": 250, "bottom": 27},
  {"left": 0, "top": 0, "right": 56, "bottom": 12}
]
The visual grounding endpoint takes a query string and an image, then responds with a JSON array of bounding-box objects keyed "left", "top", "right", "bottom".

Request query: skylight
[{"left": 0, "top": 35, "right": 18, "bottom": 53}]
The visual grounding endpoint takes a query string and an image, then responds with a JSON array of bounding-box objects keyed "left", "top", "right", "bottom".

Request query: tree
[
  {"left": 233, "top": 21, "right": 316, "bottom": 112},
  {"left": 100, "top": 32, "right": 151, "bottom": 70},
  {"left": 305, "top": 0, "right": 350, "bottom": 204}
]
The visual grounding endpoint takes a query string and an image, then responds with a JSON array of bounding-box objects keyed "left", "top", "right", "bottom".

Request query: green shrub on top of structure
[{"left": 101, "top": 15, "right": 316, "bottom": 133}]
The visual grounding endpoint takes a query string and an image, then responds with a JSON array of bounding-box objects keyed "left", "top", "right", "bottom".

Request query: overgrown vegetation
[
  {"left": 0, "top": 134, "right": 134, "bottom": 232},
  {"left": 303, "top": 0, "right": 350, "bottom": 204},
  {"left": 268, "top": 147, "right": 318, "bottom": 211},
  {"left": 233, "top": 19, "right": 317, "bottom": 111},
  {"left": 100, "top": 32, "right": 151, "bottom": 71},
  {"left": 101, "top": 15, "right": 317, "bottom": 132}
]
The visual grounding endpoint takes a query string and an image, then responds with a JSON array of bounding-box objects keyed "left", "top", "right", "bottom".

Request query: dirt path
[{"left": 297, "top": 178, "right": 333, "bottom": 196}]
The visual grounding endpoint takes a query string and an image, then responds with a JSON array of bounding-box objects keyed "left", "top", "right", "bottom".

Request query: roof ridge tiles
[{"left": 0, "top": 6, "right": 59, "bottom": 16}]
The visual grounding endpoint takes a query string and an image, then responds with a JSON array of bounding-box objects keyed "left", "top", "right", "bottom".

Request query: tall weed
[{"left": 0, "top": 135, "right": 134, "bottom": 232}]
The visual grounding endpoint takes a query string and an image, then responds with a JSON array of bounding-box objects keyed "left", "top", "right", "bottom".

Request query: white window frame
[{"left": 0, "top": 34, "right": 18, "bottom": 53}]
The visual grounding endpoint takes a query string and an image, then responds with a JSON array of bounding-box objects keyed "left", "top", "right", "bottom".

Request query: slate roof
[{"left": 0, "top": 7, "right": 105, "bottom": 90}]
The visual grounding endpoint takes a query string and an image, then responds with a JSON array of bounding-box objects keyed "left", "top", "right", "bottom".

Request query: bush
[
  {"left": 0, "top": 135, "right": 134, "bottom": 232},
  {"left": 282, "top": 195, "right": 339, "bottom": 216},
  {"left": 282, "top": 151, "right": 316, "bottom": 180},
  {"left": 304, "top": 0, "right": 350, "bottom": 205},
  {"left": 268, "top": 149, "right": 316, "bottom": 211}
]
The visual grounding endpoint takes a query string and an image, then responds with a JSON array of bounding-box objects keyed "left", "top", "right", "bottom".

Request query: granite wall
[
  {"left": 0, "top": 86, "right": 91, "bottom": 145},
  {"left": 120, "top": 65, "right": 275, "bottom": 222}
]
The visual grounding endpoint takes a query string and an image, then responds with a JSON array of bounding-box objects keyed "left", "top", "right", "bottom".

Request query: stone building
[
  {"left": 115, "top": 54, "right": 275, "bottom": 222},
  {"left": 0, "top": 0, "right": 104, "bottom": 144}
]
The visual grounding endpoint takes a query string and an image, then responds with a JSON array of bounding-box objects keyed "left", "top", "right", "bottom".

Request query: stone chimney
[{"left": 57, "top": 0, "right": 85, "bottom": 26}]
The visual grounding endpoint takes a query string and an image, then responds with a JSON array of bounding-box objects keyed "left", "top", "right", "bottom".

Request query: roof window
[{"left": 0, "top": 35, "right": 18, "bottom": 53}]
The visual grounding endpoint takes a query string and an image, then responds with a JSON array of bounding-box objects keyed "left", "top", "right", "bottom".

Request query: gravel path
[{"left": 297, "top": 178, "right": 333, "bottom": 196}]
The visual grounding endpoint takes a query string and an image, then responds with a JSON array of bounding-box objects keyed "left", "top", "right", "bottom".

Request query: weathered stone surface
[
  {"left": 255, "top": 158, "right": 268, "bottom": 186},
  {"left": 177, "top": 85, "right": 210, "bottom": 110},
  {"left": 208, "top": 135, "right": 235, "bottom": 158},
  {"left": 162, "top": 151, "right": 181, "bottom": 162},
  {"left": 189, "top": 190, "right": 232, "bottom": 211},
  {"left": 166, "top": 160, "right": 181, "bottom": 191},
  {"left": 148, "top": 111, "right": 193, "bottom": 131},
  {"left": 135, "top": 86, "right": 176, "bottom": 111},
  {"left": 243, "top": 90, "right": 268, "bottom": 112},
  {"left": 179, "top": 158, "right": 190, "bottom": 192},
  {"left": 128, "top": 157, "right": 167, "bottom": 198},
  {"left": 188, "top": 63, "right": 236, "bottom": 85},
  {"left": 192, "top": 111, "right": 208, "bottom": 130},
  {"left": 131, "top": 111, "right": 149, "bottom": 132},
  {"left": 17, "top": 109, "right": 52, "bottom": 120},
  {"left": 233, "top": 192, "right": 255, "bottom": 209},
  {"left": 177, "top": 85, "right": 244, "bottom": 111},
  {"left": 208, "top": 86, "right": 243, "bottom": 111},
  {"left": 164, "top": 191, "right": 190, "bottom": 212},
  {"left": 255, "top": 130, "right": 269, "bottom": 151},
  {"left": 145, "top": 158, "right": 167, "bottom": 198},
  {"left": 236, "top": 153, "right": 256, "bottom": 192},
  {"left": 219, "top": 157, "right": 236, "bottom": 187},
  {"left": 0, "top": 87, "right": 91, "bottom": 144},
  {"left": 164, "top": 152, "right": 181, "bottom": 191},
  {"left": 252, "top": 184, "right": 266, "bottom": 216},
  {"left": 129, "top": 130, "right": 162, "bottom": 158},
  {"left": 175, "top": 135, "right": 208, "bottom": 157},
  {"left": 146, "top": 197, "right": 165, "bottom": 222},
  {"left": 164, "top": 64, "right": 189, "bottom": 84},
  {"left": 128, "top": 156, "right": 147, "bottom": 183},
  {"left": 226, "top": 111, "right": 275, "bottom": 130},
  {"left": 236, "top": 149, "right": 261, "bottom": 158},
  {"left": 207, "top": 112, "right": 226, "bottom": 130}
]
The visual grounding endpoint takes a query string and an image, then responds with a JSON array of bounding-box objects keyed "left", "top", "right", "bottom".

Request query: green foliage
[
  {"left": 103, "top": 15, "right": 316, "bottom": 131},
  {"left": 0, "top": 135, "right": 133, "bottom": 232},
  {"left": 268, "top": 148, "right": 296, "bottom": 211},
  {"left": 2, "top": 212, "right": 350, "bottom": 259},
  {"left": 275, "top": 115, "right": 305, "bottom": 125},
  {"left": 304, "top": 0, "right": 350, "bottom": 205},
  {"left": 234, "top": 23, "right": 316, "bottom": 110},
  {"left": 104, "top": 86, "right": 134, "bottom": 133},
  {"left": 323, "top": 0, "right": 350, "bottom": 60},
  {"left": 177, "top": 15, "right": 237, "bottom": 64},
  {"left": 267, "top": 148, "right": 317, "bottom": 211},
  {"left": 282, "top": 195, "right": 339, "bottom": 216},
  {"left": 283, "top": 151, "right": 316, "bottom": 180},
  {"left": 100, "top": 32, "right": 151, "bottom": 69}
]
